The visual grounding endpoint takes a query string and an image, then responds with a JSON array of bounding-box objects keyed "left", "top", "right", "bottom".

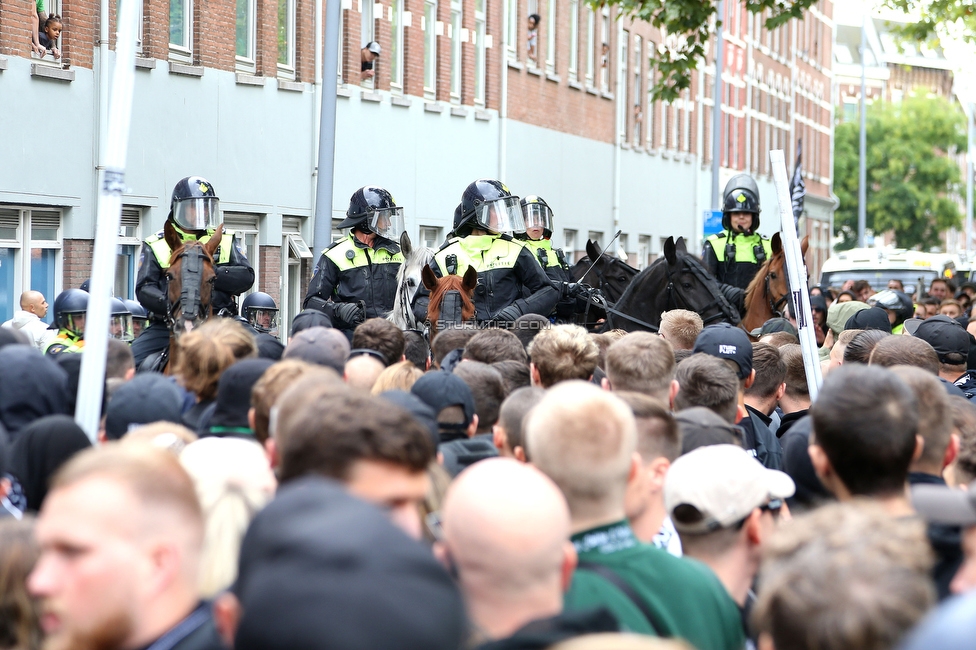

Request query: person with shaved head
[
  {"left": 2, "top": 290, "right": 54, "bottom": 350},
  {"left": 437, "top": 458, "right": 617, "bottom": 647},
  {"left": 525, "top": 381, "right": 744, "bottom": 650}
]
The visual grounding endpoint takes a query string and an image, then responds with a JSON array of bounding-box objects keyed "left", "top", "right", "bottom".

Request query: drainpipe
[
  {"left": 312, "top": 0, "right": 324, "bottom": 212},
  {"left": 95, "top": 0, "right": 110, "bottom": 224}
]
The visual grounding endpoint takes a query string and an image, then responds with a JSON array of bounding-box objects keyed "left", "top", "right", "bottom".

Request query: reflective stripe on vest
[
  {"left": 323, "top": 236, "right": 404, "bottom": 271},
  {"left": 146, "top": 231, "right": 235, "bottom": 269},
  {"left": 707, "top": 231, "right": 773, "bottom": 263},
  {"left": 434, "top": 235, "right": 524, "bottom": 275}
]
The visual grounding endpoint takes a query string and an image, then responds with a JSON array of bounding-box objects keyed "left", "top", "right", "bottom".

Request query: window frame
[
  {"left": 0, "top": 206, "right": 63, "bottom": 326},
  {"left": 235, "top": 0, "right": 257, "bottom": 72},
  {"left": 222, "top": 213, "right": 261, "bottom": 302},
  {"left": 633, "top": 34, "right": 642, "bottom": 146},
  {"left": 506, "top": 0, "right": 518, "bottom": 60},
  {"left": 618, "top": 29, "right": 628, "bottom": 142},
  {"left": 424, "top": 0, "right": 438, "bottom": 96},
  {"left": 584, "top": 7, "right": 595, "bottom": 86},
  {"left": 599, "top": 5, "right": 610, "bottom": 92},
  {"left": 545, "top": 0, "right": 556, "bottom": 73},
  {"left": 474, "top": 0, "right": 487, "bottom": 104},
  {"left": 568, "top": 0, "right": 579, "bottom": 81},
  {"left": 277, "top": 0, "right": 296, "bottom": 78},
  {"left": 419, "top": 226, "right": 442, "bottom": 250},
  {"left": 389, "top": 0, "right": 405, "bottom": 89},
  {"left": 169, "top": 0, "right": 193, "bottom": 61},
  {"left": 450, "top": 0, "right": 463, "bottom": 101}
]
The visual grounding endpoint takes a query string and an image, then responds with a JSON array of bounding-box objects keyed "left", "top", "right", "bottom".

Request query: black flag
[{"left": 790, "top": 138, "right": 806, "bottom": 229}]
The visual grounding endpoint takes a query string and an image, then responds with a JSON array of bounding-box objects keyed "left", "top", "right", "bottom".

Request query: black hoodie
[{"left": 0, "top": 346, "right": 69, "bottom": 441}]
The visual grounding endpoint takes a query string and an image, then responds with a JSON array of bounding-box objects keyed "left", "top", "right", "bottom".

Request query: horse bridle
[
  {"left": 764, "top": 272, "right": 789, "bottom": 318},
  {"left": 665, "top": 258, "right": 739, "bottom": 325},
  {"left": 397, "top": 278, "right": 419, "bottom": 329},
  {"left": 165, "top": 245, "right": 214, "bottom": 332}
]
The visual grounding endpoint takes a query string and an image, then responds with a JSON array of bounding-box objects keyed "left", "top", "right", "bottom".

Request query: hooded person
[
  {"left": 826, "top": 300, "right": 870, "bottom": 340},
  {"left": 8, "top": 415, "right": 91, "bottom": 513},
  {"left": 230, "top": 476, "right": 467, "bottom": 650},
  {"left": 201, "top": 359, "right": 274, "bottom": 438},
  {"left": 104, "top": 373, "right": 185, "bottom": 441},
  {"left": 0, "top": 346, "right": 70, "bottom": 441}
]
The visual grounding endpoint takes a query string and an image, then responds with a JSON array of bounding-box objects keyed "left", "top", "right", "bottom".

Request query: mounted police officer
[
  {"left": 516, "top": 195, "right": 576, "bottom": 321},
  {"left": 304, "top": 186, "right": 405, "bottom": 337},
  {"left": 131, "top": 176, "right": 254, "bottom": 366},
  {"left": 44, "top": 289, "right": 88, "bottom": 357},
  {"left": 702, "top": 174, "right": 773, "bottom": 293},
  {"left": 413, "top": 179, "right": 558, "bottom": 325}
]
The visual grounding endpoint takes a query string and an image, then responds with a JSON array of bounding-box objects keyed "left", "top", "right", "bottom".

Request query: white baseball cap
[
  {"left": 367, "top": 41, "right": 382, "bottom": 55},
  {"left": 665, "top": 444, "right": 796, "bottom": 534}
]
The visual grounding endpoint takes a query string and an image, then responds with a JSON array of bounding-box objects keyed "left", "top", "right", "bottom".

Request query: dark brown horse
[
  {"left": 422, "top": 264, "right": 477, "bottom": 341},
  {"left": 741, "top": 232, "right": 809, "bottom": 339},
  {"left": 152, "top": 221, "right": 221, "bottom": 374}
]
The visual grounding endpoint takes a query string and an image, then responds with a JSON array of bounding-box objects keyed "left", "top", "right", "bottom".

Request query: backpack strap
[{"left": 576, "top": 561, "right": 668, "bottom": 637}]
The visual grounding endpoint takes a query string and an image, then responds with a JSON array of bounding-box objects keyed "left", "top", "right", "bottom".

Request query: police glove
[
  {"left": 334, "top": 301, "right": 366, "bottom": 327},
  {"left": 493, "top": 305, "right": 522, "bottom": 324}
]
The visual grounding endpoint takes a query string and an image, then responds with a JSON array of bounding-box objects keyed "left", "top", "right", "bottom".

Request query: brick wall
[
  {"left": 0, "top": 0, "right": 96, "bottom": 66},
  {"left": 258, "top": 245, "right": 281, "bottom": 304},
  {"left": 0, "top": 0, "right": 35, "bottom": 58},
  {"left": 63, "top": 239, "right": 94, "bottom": 288}
]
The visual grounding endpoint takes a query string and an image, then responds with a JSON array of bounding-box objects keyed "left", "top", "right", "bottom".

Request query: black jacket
[
  {"left": 738, "top": 409, "right": 783, "bottom": 470},
  {"left": 908, "top": 472, "right": 963, "bottom": 601},
  {"left": 303, "top": 234, "right": 402, "bottom": 328},
  {"left": 134, "top": 602, "right": 227, "bottom": 650},
  {"left": 476, "top": 608, "right": 619, "bottom": 650},
  {"left": 136, "top": 230, "right": 254, "bottom": 320}
]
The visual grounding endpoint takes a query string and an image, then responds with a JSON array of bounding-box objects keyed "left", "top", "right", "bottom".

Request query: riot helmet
[
  {"left": 52, "top": 289, "right": 89, "bottom": 337},
  {"left": 337, "top": 186, "right": 404, "bottom": 241},
  {"left": 721, "top": 174, "right": 761, "bottom": 234},
  {"left": 456, "top": 179, "right": 525, "bottom": 237},
  {"left": 519, "top": 195, "right": 554, "bottom": 240},
  {"left": 79, "top": 278, "right": 91, "bottom": 292},
  {"left": 109, "top": 297, "right": 134, "bottom": 342},
  {"left": 870, "top": 289, "right": 915, "bottom": 325},
  {"left": 170, "top": 176, "right": 222, "bottom": 232},
  {"left": 123, "top": 299, "right": 149, "bottom": 337},
  {"left": 242, "top": 291, "right": 279, "bottom": 334}
]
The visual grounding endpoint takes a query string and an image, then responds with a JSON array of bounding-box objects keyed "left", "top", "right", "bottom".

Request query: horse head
[
  {"left": 571, "top": 239, "right": 639, "bottom": 302},
  {"left": 610, "top": 236, "right": 740, "bottom": 332},
  {"left": 164, "top": 220, "right": 220, "bottom": 338},
  {"left": 742, "top": 233, "right": 809, "bottom": 337},
  {"left": 389, "top": 231, "right": 434, "bottom": 330},
  {"left": 423, "top": 263, "right": 477, "bottom": 340}
]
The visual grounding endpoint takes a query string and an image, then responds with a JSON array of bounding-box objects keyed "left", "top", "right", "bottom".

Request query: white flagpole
[
  {"left": 75, "top": 0, "right": 141, "bottom": 441},
  {"left": 770, "top": 149, "right": 823, "bottom": 401}
]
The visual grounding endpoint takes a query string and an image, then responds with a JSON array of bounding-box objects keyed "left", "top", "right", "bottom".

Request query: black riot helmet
[
  {"left": 721, "top": 174, "right": 761, "bottom": 234},
  {"left": 241, "top": 291, "right": 279, "bottom": 334},
  {"left": 337, "top": 186, "right": 404, "bottom": 241},
  {"left": 519, "top": 195, "right": 554, "bottom": 240},
  {"left": 170, "top": 176, "right": 222, "bottom": 232},
  {"left": 455, "top": 179, "right": 525, "bottom": 237},
  {"left": 110, "top": 297, "right": 134, "bottom": 343},
  {"left": 870, "top": 289, "right": 915, "bottom": 325},
  {"left": 52, "top": 289, "right": 89, "bottom": 336}
]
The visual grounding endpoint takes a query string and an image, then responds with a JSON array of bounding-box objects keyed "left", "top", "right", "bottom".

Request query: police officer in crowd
[
  {"left": 122, "top": 298, "right": 149, "bottom": 339},
  {"left": 108, "top": 297, "right": 134, "bottom": 343},
  {"left": 413, "top": 179, "right": 558, "bottom": 325},
  {"left": 44, "top": 288, "right": 88, "bottom": 356},
  {"left": 304, "top": 186, "right": 405, "bottom": 337},
  {"left": 242, "top": 291, "right": 279, "bottom": 338},
  {"left": 702, "top": 174, "right": 773, "bottom": 292},
  {"left": 516, "top": 195, "right": 576, "bottom": 322},
  {"left": 132, "top": 176, "right": 254, "bottom": 366}
]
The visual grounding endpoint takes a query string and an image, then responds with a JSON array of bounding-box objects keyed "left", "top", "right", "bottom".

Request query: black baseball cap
[
  {"left": 411, "top": 370, "right": 476, "bottom": 434},
  {"left": 693, "top": 323, "right": 753, "bottom": 379},
  {"left": 844, "top": 307, "right": 892, "bottom": 333},
  {"left": 914, "top": 315, "right": 970, "bottom": 364},
  {"left": 749, "top": 317, "right": 798, "bottom": 339}
]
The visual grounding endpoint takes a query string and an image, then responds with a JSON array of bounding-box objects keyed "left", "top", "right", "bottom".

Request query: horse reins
[{"left": 763, "top": 271, "right": 789, "bottom": 318}]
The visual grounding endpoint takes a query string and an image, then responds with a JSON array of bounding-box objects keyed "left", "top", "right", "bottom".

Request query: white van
[{"left": 819, "top": 248, "right": 957, "bottom": 296}]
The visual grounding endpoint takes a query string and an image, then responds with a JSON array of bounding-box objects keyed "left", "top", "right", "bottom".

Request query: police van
[{"left": 819, "top": 248, "right": 959, "bottom": 296}]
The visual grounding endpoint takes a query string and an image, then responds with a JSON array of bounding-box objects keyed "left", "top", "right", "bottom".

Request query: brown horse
[
  {"left": 152, "top": 221, "right": 221, "bottom": 374},
  {"left": 741, "top": 232, "right": 809, "bottom": 339},
  {"left": 422, "top": 264, "right": 477, "bottom": 341}
]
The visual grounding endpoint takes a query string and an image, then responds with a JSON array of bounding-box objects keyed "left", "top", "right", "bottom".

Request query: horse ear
[
  {"left": 204, "top": 224, "right": 224, "bottom": 259},
  {"left": 770, "top": 232, "right": 782, "bottom": 257},
  {"left": 400, "top": 231, "right": 412, "bottom": 257},
  {"left": 675, "top": 237, "right": 687, "bottom": 254},
  {"left": 664, "top": 237, "right": 677, "bottom": 265},
  {"left": 586, "top": 239, "right": 602, "bottom": 261},
  {"left": 462, "top": 265, "right": 478, "bottom": 292},
  {"left": 163, "top": 220, "right": 183, "bottom": 253},
  {"left": 422, "top": 264, "right": 438, "bottom": 291},
  {"left": 800, "top": 235, "right": 809, "bottom": 256}
]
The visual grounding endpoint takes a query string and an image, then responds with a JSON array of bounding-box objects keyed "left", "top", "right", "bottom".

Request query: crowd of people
[{"left": 2, "top": 274, "right": 976, "bottom": 649}]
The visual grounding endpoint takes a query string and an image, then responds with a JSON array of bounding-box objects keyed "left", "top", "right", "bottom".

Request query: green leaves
[
  {"left": 595, "top": 0, "right": 820, "bottom": 102},
  {"left": 833, "top": 95, "right": 967, "bottom": 251}
]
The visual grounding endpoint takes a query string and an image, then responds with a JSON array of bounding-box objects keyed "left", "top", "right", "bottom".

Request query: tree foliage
[
  {"left": 882, "top": 0, "right": 976, "bottom": 46},
  {"left": 597, "top": 0, "right": 818, "bottom": 102},
  {"left": 833, "top": 95, "right": 966, "bottom": 251}
]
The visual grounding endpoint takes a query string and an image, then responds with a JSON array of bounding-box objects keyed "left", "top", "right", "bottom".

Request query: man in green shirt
[{"left": 525, "top": 381, "right": 747, "bottom": 650}]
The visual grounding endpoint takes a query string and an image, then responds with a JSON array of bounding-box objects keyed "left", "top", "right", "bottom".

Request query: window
[
  {"left": 116, "top": 207, "right": 143, "bottom": 300},
  {"left": 637, "top": 235, "right": 650, "bottom": 270},
  {"left": 236, "top": 0, "right": 256, "bottom": 70},
  {"left": 545, "top": 0, "right": 556, "bottom": 73},
  {"left": 420, "top": 226, "right": 442, "bottom": 250},
  {"left": 115, "top": 0, "right": 143, "bottom": 54},
  {"left": 585, "top": 8, "right": 595, "bottom": 85},
  {"left": 633, "top": 35, "right": 642, "bottom": 146},
  {"left": 564, "top": 229, "right": 577, "bottom": 262},
  {"left": 390, "top": 0, "right": 404, "bottom": 88},
  {"left": 506, "top": 0, "right": 518, "bottom": 59},
  {"left": 278, "top": 0, "right": 296, "bottom": 76},
  {"left": 331, "top": 219, "right": 346, "bottom": 242},
  {"left": 424, "top": 0, "right": 438, "bottom": 94},
  {"left": 361, "top": 0, "right": 375, "bottom": 88},
  {"left": 450, "top": 0, "right": 463, "bottom": 101},
  {"left": 169, "top": 0, "right": 192, "bottom": 56},
  {"left": 618, "top": 234, "right": 628, "bottom": 263},
  {"left": 281, "top": 217, "right": 313, "bottom": 337},
  {"left": 599, "top": 6, "right": 610, "bottom": 92},
  {"left": 618, "top": 30, "right": 628, "bottom": 142},
  {"left": 588, "top": 231, "right": 603, "bottom": 249},
  {"left": 474, "top": 0, "right": 487, "bottom": 103},
  {"left": 681, "top": 90, "right": 691, "bottom": 153},
  {"left": 0, "top": 207, "right": 62, "bottom": 325},
  {"left": 568, "top": 0, "right": 579, "bottom": 80},
  {"left": 223, "top": 213, "right": 261, "bottom": 301},
  {"left": 646, "top": 45, "right": 655, "bottom": 149}
]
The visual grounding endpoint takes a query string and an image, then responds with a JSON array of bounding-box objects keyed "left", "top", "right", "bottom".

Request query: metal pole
[
  {"left": 857, "top": 14, "right": 867, "bottom": 248},
  {"left": 711, "top": 0, "right": 724, "bottom": 210},
  {"left": 312, "top": 0, "right": 342, "bottom": 257},
  {"left": 967, "top": 102, "right": 974, "bottom": 257},
  {"left": 75, "top": 0, "right": 141, "bottom": 441}
]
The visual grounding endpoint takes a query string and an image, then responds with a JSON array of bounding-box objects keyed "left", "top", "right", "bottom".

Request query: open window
[
  {"left": 116, "top": 206, "right": 142, "bottom": 300},
  {"left": 281, "top": 217, "right": 312, "bottom": 335},
  {"left": 0, "top": 207, "right": 62, "bottom": 325}
]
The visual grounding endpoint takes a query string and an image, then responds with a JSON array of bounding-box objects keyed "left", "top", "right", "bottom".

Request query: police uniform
[
  {"left": 304, "top": 233, "right": 404, "bottom": 330},
  {"left": 43, "top": 330, "right": 84, "bottom": 357},
  {"left": 523, "top": 238, "right": 576, "bottom": 320},
  {"left": 702, "top": 174, "right": 773, "bottom": 292}
]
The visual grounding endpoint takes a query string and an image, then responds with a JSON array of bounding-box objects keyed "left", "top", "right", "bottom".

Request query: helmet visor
[
  {"left": 60, "top": 312, "right": 86, "bottom": 337},
  {"left": 521, "top": 203, "right": 553, "bottom": 235},
  {"left": 109, "top": 314, "right": 134, "bottom": 342},
  {"left": 474, "top": 197, "right": 524, "bottom": 235},
  {"left": 247, "top": 307, "right": 279, "bottom": 334},
  {"left": 367, "top": 207, "right": 405, "bottom": 241},
  {"left": 172, "top": 197, "right": 222, "bottom": 231}
]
